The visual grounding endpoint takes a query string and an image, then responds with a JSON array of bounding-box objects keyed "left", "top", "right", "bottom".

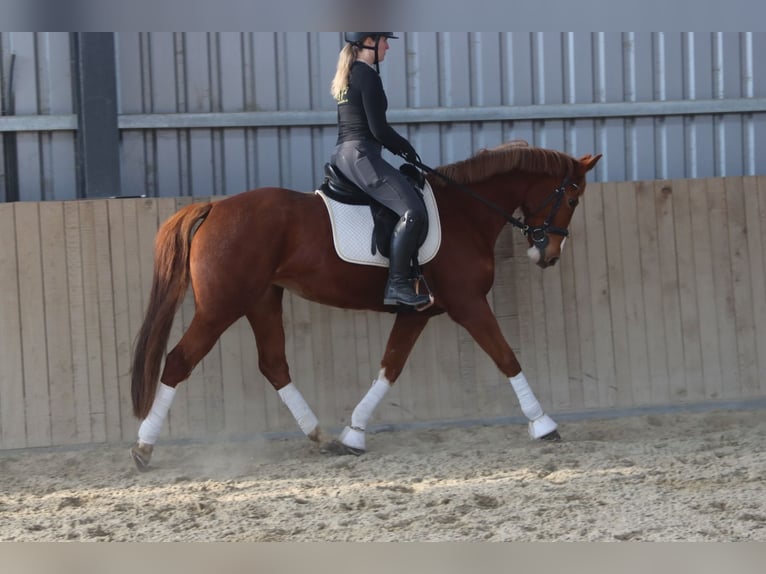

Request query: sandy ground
[{"left": 1, "top": 408, "right": 765, "bottom": 542}]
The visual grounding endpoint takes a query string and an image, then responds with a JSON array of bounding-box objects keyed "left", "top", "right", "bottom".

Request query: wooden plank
[
  {"left": 755, "top": 176, "right": 766, "bottom": 397},
  {"left": 706, "top": 178, "right": 738, "bottom": 400},
  {"left": 200, "top": 324, "right": 225, "bottom": 437},
  {"left": 726, "top": 177, "right": 758, "bottom": 398},
  {"left": 0, "top": 204, "right": 26, "bottom": 449},
  {"left": 454, "top": 311, "right": 480, "bottom": 421},
  {"left": 687, "top": 178, "right": 723, "bottom": 400},
  {"left": 636, "top": 180, "right": 670, "bottom": 405},
  {"left": 617, "top": 181, "right": 652, "bottom": 407},
  {"left": 426, "top": 310, "right": 455, "bottom": 421},
  {"left": 239, "top": 310, "right": 267, "bottom": 436},
  {"left": 426, "top": 316, "right": 463, "bottom": 420},
  {"left": 329, "top": 307, "right": 365, "bottom": 426},
  {"left": 39, "top": 202, "right": 77, "bottom": 445},
  {"left": 529, "top": 265, "right": 553, "bottom": 409},
  {"left": 542, "top": 264, "right": 570, "bottom": 412},
  {"left": 667, "top": 179, "right": 704, "bottom": 402},
  {"left": 77, "top": 201, "right": 107, "bottom": 442},
  {"left": 15, "top": 202, "right": 51, "bottom": 447},
  {"left": 64, "top": 201, "right": 93, "bottom": 443},
  {"left": 308, "top": 304, "right": 336, "bottom": 430},
  {"left": 351, "top": 308, "right": 374, "bottom": 417},
  {"left": 654, "top": 181, "right": 686, "bottom": 402},
  {"left": 576, "top": 182, "right": 604, "bottom": 410},
  {"left": 196, "top": 183, "right": 226, "bottom": 441},
  {"left": 602, "top": 182, "right": 630, "bottom": 408},
  {"left": 558, "top": 199, "right": 584, "bottom": 412},
  {"left": 103, "top": 199, "right": 128, "bottom": 441},
  {"left": 220, "top": 316, "right": 247, "bottom": 436}
]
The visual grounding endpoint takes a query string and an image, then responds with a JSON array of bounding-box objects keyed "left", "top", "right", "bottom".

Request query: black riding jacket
[{"left": 336, "top": 61, "right": 414, "bottom": 157}]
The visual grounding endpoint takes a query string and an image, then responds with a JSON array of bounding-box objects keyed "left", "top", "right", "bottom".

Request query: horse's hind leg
[
  {"left": 132, "top": 312, "right": 236, "bottom": 470},
  {"left": 245, "top": 285, "right": 329, "bottom": 445},
  {"left": 323, "top": 311, "right": 431, "bottom": 456}
]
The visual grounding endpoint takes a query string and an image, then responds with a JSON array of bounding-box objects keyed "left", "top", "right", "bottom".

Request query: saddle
[{"left": 319, "top": 162, "right": 428, "bottom": 259}]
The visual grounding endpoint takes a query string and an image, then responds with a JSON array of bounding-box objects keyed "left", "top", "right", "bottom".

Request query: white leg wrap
[
  {"left": 277, "top": 383, "right": 319, "bottom": 436},
  {"left": 340, "top": 372, "right": 391, "bottom": 451},
  {"left": 137, "top": 383, "right": 176, "bottom": 446},
  {"left": 509, "top": 372, "right": 558, "bottom": 438},
  {"left": 509, "top": 372, "right": 544, "bottom": 420}
]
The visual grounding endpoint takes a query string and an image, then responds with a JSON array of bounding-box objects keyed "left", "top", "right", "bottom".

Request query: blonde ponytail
[{"left": 331, "top": 44, "right": 358, "bottom": 102}]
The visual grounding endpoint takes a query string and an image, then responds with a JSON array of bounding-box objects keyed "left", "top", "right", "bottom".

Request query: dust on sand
[{"left": 1, "top": 408, "right": 765, "bottom": 541}]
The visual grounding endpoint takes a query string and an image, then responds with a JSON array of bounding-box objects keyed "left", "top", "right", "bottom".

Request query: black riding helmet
[
  {"left": 344, "top": 32, "right": 399, "bottom": 73},
  {"left": 344, "top": 32, "right": 398, "bottom": 44}
]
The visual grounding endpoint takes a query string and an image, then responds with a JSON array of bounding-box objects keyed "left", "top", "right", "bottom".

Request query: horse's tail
[{"left": 131, "top": 202, "right": 214, "bottom": 419}]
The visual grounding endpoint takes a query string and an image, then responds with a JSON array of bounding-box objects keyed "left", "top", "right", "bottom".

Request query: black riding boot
[{"left": 383, "top": 212, "right": 430, "bottom": 307}]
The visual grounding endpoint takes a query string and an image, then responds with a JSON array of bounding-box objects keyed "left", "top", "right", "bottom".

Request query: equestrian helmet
[{"left": 344, "top": 32, "right": 398, "bottom": 44}]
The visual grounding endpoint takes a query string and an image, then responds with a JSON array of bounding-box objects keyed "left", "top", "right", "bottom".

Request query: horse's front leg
[
  {"left": 448, "top": 297, "right": 560, "bottom": 441},
  {"left": 321, "top": 311, "right": 431, "bottom": 456}
]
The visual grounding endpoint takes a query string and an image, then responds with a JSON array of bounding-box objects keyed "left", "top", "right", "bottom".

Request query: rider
[{"left": 330, "top": 32, "right": 430, "bottom": 308}]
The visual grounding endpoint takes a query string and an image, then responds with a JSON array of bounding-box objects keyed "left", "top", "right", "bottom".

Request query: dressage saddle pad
[{"left": 316, "top": 181, "right": 442, "bottom": 268}]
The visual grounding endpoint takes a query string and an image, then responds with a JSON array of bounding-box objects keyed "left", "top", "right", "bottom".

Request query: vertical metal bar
[
  {"left": 593, "top": 32, "right": 607, "bottom": 181},
  {"left": 623, "top": 32, "right": 637, "bottom": 181},
  {"left": 742, "top": 32, "right": 755, "bottom": 175},
  {"left": 712, "top": 32, "right": 726, "bottom": 176},
  {"left": 562, "top": 32, "right": 576, "bottom": 155},
  {"left": 2, "top": 53, "right": 19, "bottom": 202},
  {"left": 683, "top": 32, "right": 698, "bottom": 178},
  {"left": 71, "top": 32, "right": 122, "bottom": 198},
  {"left": 654, "top": 32, "right": 668, "bottom": 179}
]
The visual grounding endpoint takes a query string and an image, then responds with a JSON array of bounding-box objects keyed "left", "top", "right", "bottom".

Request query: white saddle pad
[{"left": 316, "top": 181, "right": 441, "bottom": 268}]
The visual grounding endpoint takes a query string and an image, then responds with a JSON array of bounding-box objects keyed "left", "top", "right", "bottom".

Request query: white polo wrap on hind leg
[
  {"left": 339, "top": 372, "right": 391, "bottom": 451},
  {"left": 137, "top": 383, "right": 177, "bottom": 446},
  {"left": 278, "top": 383, "right": 319, "bottom": 436},
  {"left": 509, "top": 372, "right": 558, "bottom": 439}
]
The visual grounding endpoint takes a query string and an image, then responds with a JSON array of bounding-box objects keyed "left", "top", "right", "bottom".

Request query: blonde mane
[{"left": 435, "top": 141, "right": 579, "bottom": 187}]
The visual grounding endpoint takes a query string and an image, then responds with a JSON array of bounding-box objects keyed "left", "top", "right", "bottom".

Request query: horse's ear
[{"left": 578, "top": 153, "right": 602, "bottom": 173}]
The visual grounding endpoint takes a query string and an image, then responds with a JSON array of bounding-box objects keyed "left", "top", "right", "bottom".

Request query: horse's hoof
[
  {"left": 540, "top": 430, "right": 562, "bottom": 442},
  {"left": 130, "top": 443, "right": 154, "bottom": 472},
  {"left": 319, "top": 439, "right": 365, "bottom": 457}
]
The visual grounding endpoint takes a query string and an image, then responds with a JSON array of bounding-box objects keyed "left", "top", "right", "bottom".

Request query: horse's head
[{"left": 520, "top": 153, "right": 602, "bottom": 268}]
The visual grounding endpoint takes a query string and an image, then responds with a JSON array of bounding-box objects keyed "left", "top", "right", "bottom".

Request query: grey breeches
[{"left": 331, "top": 140, "right": 426, "bottom": 220}]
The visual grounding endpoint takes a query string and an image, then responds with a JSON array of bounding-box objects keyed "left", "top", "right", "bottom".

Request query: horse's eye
[{"left": 568, "top": 198, "right": 579, "bottom": 208}]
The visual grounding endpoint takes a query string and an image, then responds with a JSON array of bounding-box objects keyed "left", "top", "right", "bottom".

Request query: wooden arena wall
[{"left": 2, "top": 177, "right": 766, "bottom": 450}]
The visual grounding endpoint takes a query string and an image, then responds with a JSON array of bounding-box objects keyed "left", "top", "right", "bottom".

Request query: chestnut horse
[{"left": 130, "top": 142, "right": 601, "bottom": 470}]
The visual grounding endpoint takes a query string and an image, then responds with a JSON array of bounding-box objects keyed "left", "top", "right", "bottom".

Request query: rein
[{"left": 407, "top": 157, "right": 577, "bottom": 249}]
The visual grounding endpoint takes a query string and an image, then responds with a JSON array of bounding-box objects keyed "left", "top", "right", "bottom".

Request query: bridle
[
  {"left": 522, "top": 179, "right": 578, "bottom": 252},
  {"left": 409, "top": 157, "right": 579, "bottom": 252}
]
